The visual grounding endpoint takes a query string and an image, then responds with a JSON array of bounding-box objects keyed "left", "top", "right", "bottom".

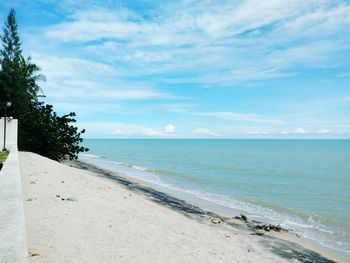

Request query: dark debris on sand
[{"left": 70, "top": 159, "right": 337, "bottom": 263}]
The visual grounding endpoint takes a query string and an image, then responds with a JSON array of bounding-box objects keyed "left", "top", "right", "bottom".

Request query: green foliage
[
  {"left": 0, "top": 150, "right": 8, "bottom": 163},
  {"left": 0, "top": 9, "right": 88, "bottom": 160},
  {"left": 18, "top": 102, "right": 88, "bottom": 160}
]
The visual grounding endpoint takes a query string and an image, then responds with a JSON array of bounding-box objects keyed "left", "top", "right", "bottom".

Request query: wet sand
[{"left": 20, "top": 152, "right": 343, "bottom": 262}]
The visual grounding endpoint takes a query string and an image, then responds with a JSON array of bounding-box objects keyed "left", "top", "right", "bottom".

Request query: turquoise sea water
[{"left": 81, "top": 139, "right": 350, "bottom": 254}]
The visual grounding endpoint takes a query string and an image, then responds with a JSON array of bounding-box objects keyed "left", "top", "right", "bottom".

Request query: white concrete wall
[
  {"left": 0, "top": 146, "right": 28, "bottom": 263},
  {"left": 0, "top": 117, "right": 18, "bottom": 149},
  {"left": 0, "top": 120, "right": 28, "bottom": 262},
  {"left": 0, "top": 146, "right": 28, "bottom": 262}
]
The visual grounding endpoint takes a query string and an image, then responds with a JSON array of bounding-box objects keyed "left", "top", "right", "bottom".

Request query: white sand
[{"left": 19, "top": 152, "right": 336, "bottom": 263}]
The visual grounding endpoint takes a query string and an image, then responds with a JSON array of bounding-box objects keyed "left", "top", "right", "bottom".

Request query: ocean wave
[
  {"left": 81, "top": 155, "right": 350, "bottom": 254},
  {"left": 125, "top": 164, "right": 157, "bottom": 172},
  {"left": 79, "top": 153, "right": 101, "bottom": 159},
  {"left": 164, "top": 186, "right": 350, "bottom": 253},
  {"left": 108, "top": 161, "right": 158, "bottom": 173}
]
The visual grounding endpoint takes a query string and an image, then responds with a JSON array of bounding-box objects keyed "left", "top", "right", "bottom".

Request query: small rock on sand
[
  {"left": 240, "top": 214, "right": 248, "bottom": 221},
  {"left": 211, "top": 218, "right": 221, "bottom": 224},
  {"left": 255, "top": 230, "right": 265, "bottom": 236},
  {"left": 29, "top": 252, "right": 40, "bottom": 257},
  {"left": 234, "top": 214, "right": 248, "bottom": 222}
]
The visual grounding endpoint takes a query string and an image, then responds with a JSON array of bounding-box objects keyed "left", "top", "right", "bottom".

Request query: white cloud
[
  {"left": 81, "top": 122, "right": 184, "bottom": 138},
  {"left": 281, "top": 3, "right": 350, "bottom": 38},
  {"left": 240, "top": 127, "right": 341, "bottom": 137},
  {"left": 318, "top": 128, "right": 331, "bottom": 134},
  {"left": 193, "top": 128, "right": 219, "bottom": 137},
  {"left": 293, "top": 128, "right": 306, "bottom": 134},
  {"left": 124, "top": 51, "right": 172, "bottom": 63},
  {"left": 82, "top": 122, "right": 163, "bottom": 138},
  {"left": 30, "top": 53, "right": 172, "bottom": 102},
  {"left": 40, "top": 80, "right": 170, "bottom": 104},
  {"left": 16, "top": 1, "right": 350, "bottom": 140},
  {"left": 266, "top": 41, "right": 338, "bottom": 69},
  {"left": 161, "top": 104, "right": 192, "bottom": 113},
  {"left": 32, "top": 53, "right": 117, "bottom": 80},
  {"left": 45, "top": 9, "right": 145, "bottom": 42},
  {"left": 280, "top": 131, "right": 290, "bottom": 135},
  {"left": 39, "top": 1, "right": 350, "bottom": 85},
  {"left": 247, "top": 129, "right": 270, "bottom": 135},
  {"left": 164, "top": 124, "right": 176, "bottom": 134},
  {"left": 244, "top": 128, "right": 331, "bottom": 136},
  {"left": 78, "top": 121, "right": 347, "bottom": 139},
  {"left": 196, "top": 111, "right": 282, "bottom": 124}
]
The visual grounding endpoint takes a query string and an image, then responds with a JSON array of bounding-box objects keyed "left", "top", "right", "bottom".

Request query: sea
[{"left": 80, "top": 139, "right": 350, "bottom": 256}]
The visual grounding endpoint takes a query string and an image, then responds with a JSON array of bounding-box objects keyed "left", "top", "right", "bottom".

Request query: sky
[{"left": 0, "top": 0, "right": 349, "bottom": 139}]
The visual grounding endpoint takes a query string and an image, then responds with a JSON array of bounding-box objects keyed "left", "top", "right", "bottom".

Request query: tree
[
  {"left": 18, "top": 102, "right": 88, "bottom": 160},
  {"left": 0, "top": 9, "right": 88, "bottom": 160},
  {"left": 0, "top": 9, "right": 29, "bottom": 117}
]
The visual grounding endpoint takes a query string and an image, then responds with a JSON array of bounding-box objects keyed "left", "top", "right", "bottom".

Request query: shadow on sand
[{"left": 72, "top": 160, "right": 337, "bottom": 263}]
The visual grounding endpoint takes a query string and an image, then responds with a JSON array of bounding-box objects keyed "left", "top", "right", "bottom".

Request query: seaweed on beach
[
  {"left": 71, "top": 159, "right": 338, "bottom": 263},
  {"left": 72, "top": 160, "right": 220, "bottom": 219}
]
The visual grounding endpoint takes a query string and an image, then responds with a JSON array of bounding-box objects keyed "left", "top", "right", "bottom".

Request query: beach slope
[{"left": 19, "top": 152, "right": 336, "bottom": 263}]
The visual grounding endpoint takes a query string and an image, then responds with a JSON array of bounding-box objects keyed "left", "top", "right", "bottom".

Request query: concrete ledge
[{"left": 0, "top": 146, "right": 28, "bottom": 262}]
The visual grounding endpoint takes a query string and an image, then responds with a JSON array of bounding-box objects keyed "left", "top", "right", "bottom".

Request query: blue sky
[{"left": 1, "top": 0, "right": 349, "bottom": 138}]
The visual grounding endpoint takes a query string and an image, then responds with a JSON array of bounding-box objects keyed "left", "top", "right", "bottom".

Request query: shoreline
[
  {"left": 20, "top": 151, "right": 346, "bottom": 262},
  {"left": 77, "top": 148, "right": 350, "bottom": 258},
  {"left": 72, "top": 158, "right": 345, "bottom": 263}
]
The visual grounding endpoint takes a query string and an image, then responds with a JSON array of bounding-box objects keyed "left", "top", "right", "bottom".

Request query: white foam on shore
[
  {"left": 160, "top": 185, "right": 350, "bottom": 254},
  {"left": 80, "top": 153, "right": 101, "bottom": 159},
  {"left": 79, "top": 155, "right": 350, "bottom": 254}
]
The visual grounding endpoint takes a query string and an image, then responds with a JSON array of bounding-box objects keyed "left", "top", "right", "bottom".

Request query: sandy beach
[{"left": 19, "top": 151, "right": 343, "bottom": 263}]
